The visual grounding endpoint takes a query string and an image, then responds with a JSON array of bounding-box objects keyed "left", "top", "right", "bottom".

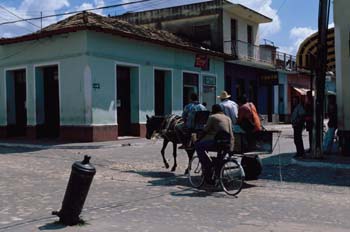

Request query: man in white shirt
[{"left": 218, "top": 90, "right": 238, "bottom": 125}]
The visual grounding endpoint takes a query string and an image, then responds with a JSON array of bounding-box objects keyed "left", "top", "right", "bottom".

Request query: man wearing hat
[{"left": 218, "top": 90, "right": 238, "bottom": 125}]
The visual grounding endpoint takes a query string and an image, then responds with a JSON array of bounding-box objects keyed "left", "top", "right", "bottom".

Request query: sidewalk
[
  {"left": 291, "top": 154, "right": 350, "bottom": 169},
  {"left": 0, "top": 123, "right": 291, "bottom": 149},
  {"left": 0, "top": 136, "right": 156, "bottom": 150},
  {"left": 1, "top": 123, "right": 350, "bottom": 170}
]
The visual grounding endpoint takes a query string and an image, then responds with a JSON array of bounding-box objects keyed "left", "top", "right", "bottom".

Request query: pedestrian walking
[
  {"left": 304, "top": 91, "right": 313, "bottom": 153},
  {"left": 291, "top": 96, "right": 306, "bottom": 157}
]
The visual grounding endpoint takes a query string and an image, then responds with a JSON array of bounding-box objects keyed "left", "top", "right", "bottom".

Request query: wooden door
[
  {"left": 43, "top": 66, "right": 60, "bottom": 138},
  {"left": 117, "top": 66, "right": 131, "bottom": 136},
  {"left": 13, "top": 70, "right": 27, "bottom": 136},
  {"left": 154, "top": 70, "right": 165, "bottom": 116}
]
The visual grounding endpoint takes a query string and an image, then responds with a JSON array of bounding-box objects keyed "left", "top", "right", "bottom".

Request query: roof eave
[
  {"left": 0, "top": 26, "right": 231, "bottom": 59},
  {"left": 223, "top": 3, "right": 272, "bottom": 24}
]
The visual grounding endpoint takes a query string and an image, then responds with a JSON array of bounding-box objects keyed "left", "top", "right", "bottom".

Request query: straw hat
[{"left": 217, "top": 90, "right": 231, "bottom": 99}]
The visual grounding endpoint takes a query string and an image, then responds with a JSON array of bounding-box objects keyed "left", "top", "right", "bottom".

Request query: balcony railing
[
  {"left": 224, "top": 40, "right": 297, "bottom": 71},
  {"left": 274, "top": 51, "right": 297, "bottom": 71}
]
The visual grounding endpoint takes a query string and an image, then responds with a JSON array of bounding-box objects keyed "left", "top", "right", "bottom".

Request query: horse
[{"left": 146, "top": 114, "right": 195, "bottom": 174}]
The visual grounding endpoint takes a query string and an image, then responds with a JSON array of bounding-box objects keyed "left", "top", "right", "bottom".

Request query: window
[
  {"left": 247, "top": 25, "right": 253, "bottom": 44},
  {"left": 231, "top": 19, "right": 237, "bottom": 42},
  {"left": 202, "top": 76, "right": 216, "bottom": 110},
  {"left": 247, "top": 25, "right": 254, "bottom": 58},
  {"left": 183, "top": 72, "right": 199, "bottom": 107},
  {"left": 193, "top": 24, "right": 212, "bottom": 47},
  {"left": 236, "top": 79, "right": 245, "bottom": 99}
]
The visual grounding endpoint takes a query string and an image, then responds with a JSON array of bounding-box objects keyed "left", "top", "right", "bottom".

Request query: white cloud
[
  {"left": 0, "top": 0, "right": 70, "bottom": 38},
  {"left": 0, "top": 0, "right": 108, "bottom": 38},
  {"left": 230, "top": 0, "right": 281, "bottom": 38},
  {"left": 76, "top": 0, "right": 105, "bottom": 15},
  {"left": 290, "top": 27, "right": 317, "bottom": 50},
  {"left": 278, "top": 26, "right": 317, "bottom": 55}
]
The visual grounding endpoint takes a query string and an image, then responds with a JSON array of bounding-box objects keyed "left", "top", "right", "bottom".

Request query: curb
[
  {"left": 0, "top": 140, "right": 160, "bottom": 150},
  {"left": 291, "top": 158, "right": 350, "bottom": 169}
]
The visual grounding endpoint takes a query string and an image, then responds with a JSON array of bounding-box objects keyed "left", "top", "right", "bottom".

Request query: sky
[{"left": 0, "top": 0, "right": 334, "bottom": 55}]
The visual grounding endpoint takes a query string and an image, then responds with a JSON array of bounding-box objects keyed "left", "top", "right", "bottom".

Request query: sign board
[
  {"left": 203, "top": 76, "right": 216, "bottom": 86},
  {"left": 260, "top": 74, "right": 278, "bottom": 85},
  {"left": 195, "top": 54, "right": 210, "bottom": 71}
]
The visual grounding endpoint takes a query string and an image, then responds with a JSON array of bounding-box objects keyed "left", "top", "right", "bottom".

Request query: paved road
[{"left": 0, "top": 125, "right": 350, "bottom": 232}]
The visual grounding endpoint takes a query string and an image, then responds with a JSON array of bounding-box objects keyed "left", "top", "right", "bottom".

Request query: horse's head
[{"left": 146, "top": 115, "right": 165, "bottom": 139}]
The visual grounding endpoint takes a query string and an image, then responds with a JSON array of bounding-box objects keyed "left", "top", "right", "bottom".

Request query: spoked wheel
[
  {"left": 220, "top": 159, "right": 245, "bottom": 196},
  {"left": 188, "top": 155, "right": 205, "bottom": 188}
]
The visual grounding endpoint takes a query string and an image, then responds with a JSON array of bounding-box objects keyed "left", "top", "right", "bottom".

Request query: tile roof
[{"left": 0, "top": 12, "right": 230, "bottom": 58}]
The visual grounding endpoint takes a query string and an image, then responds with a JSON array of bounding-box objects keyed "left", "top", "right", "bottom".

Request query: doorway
[
  {"left": 154, "top": 70, "right": 172, "bottom": 116},
  {"left": 247, "top": 25, "right": 253, "bottom": 58},
  {"left": 155, "top": 70, "right": 165, "bottom": 116},
  {"left": 6, "top": 69, "right": 27, "bottom": 137},
  {"left": 117, "top": 66, "right": 132, "bottom": 136},
  {"left": 42, "top": 66, "right": 60, "bottom": 138}
]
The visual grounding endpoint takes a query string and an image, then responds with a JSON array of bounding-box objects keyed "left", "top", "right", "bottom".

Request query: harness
[{"left": 160, "top": 114, "right": 182, "bottom": 141}]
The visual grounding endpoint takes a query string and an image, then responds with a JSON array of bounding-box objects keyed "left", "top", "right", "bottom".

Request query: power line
[
  {"left": 119, "top": 0, "right": 166, "bottom": 14},
  {"left": 0, "top": 0, "right": 152, "bottom": 27},
  {"left": 276, "top": 0, "right": 288, "bottom": 14},
  {"left": 258, "top": 0, "right": 288, "bottom": 43},
  {"left": 0, "top": 4, "right": 40, "bottom": 29},
  {"left": 0, "top": 9, "right": 37, "bottom": 34}
]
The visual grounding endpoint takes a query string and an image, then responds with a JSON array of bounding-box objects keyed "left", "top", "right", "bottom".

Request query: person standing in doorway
[
  {"left": 291, "top": 96, "right": 306, "bottom": 158},
  {"left": 218, "top": 90, "right": 238, "bottom": 125}
]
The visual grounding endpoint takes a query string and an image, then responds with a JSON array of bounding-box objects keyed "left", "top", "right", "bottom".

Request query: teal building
[{"left": 0, "top": 12, "right": 226, "bottom": 141}]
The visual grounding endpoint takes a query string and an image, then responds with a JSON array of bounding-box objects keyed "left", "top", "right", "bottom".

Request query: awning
[
  {"left": 327, "top": 90, "right": 336, "bottom": 95},
  {"left": 293, "top": 87, "right": 336, "bottom": 96},
  {"left": 293, "top": 87, "right": 310, "bottom": 95}
]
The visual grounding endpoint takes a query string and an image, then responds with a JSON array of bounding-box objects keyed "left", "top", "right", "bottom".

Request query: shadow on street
[
  {"left": 260, "top": 153, "right": 350, "bottom": 187},
  {"left": 38, "top": 221, "right": 67, "bottom": 231},
  {"left": 123, "top": 170, "right": 259, "bottom": 198}
]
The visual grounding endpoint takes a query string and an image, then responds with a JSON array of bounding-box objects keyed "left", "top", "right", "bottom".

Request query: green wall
[
  {"left": 0, "top": 32, "right": 88, "bottom": 126},
  {"left": 86, "top": 31, "right": 225, "bottom": 124},
  {"left": 0, "top": 29, "right": 225, "bottom": 128}
]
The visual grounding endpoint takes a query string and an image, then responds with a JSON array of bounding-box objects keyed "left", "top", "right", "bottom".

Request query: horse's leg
[
  {"left": 184, "top": 149, "right": 195, "bottom": 175},
  {"left": 171, "top": 141, "right": 177, "bottom": 172},
  {"left": 161, "top": 139, "right": 170, "bottom": 169}
]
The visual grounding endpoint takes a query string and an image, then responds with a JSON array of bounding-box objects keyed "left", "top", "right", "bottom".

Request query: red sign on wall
[{"left": 195, "top": 54, "right": 210, "bottom": 70}]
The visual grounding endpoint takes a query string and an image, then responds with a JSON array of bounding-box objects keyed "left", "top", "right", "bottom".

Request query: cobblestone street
[{"left": 0, "top": 125, "right": 350, "bottom": 232}]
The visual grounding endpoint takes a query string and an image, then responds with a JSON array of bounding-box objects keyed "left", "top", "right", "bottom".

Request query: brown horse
[{"left": 146, "top": 115, "right": 194, "bottom": 174}]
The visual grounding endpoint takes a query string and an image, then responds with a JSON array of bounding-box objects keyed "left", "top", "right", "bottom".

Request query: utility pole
[{"left": 313, "top": 0, "right": 330, "bottom": 158}]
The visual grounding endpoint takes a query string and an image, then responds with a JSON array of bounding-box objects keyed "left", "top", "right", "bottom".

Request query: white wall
[
  {"left": 222, "top": 10, "right": 260, "bottom": 54},
  {"left": 334, "top": 0, "right": 350, "bottom": 130}
]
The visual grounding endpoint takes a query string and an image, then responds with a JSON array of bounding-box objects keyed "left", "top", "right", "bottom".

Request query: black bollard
[
  {"left": 241, "top": 155, "right": 262, "bottom": 180},
  {"left": 53, "top": 155, "right": 96, "bottom": 226}
]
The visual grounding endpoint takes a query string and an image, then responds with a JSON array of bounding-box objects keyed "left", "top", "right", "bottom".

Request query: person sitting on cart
[
  {"left": 237, "top": 95, "right": 262, "bottom": 150},
  {"left": 175, "top": 93, "right": 207, "bottom": 149},
  {"left": 194, "top": 104, "right": 234, "bottom": 182}
]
